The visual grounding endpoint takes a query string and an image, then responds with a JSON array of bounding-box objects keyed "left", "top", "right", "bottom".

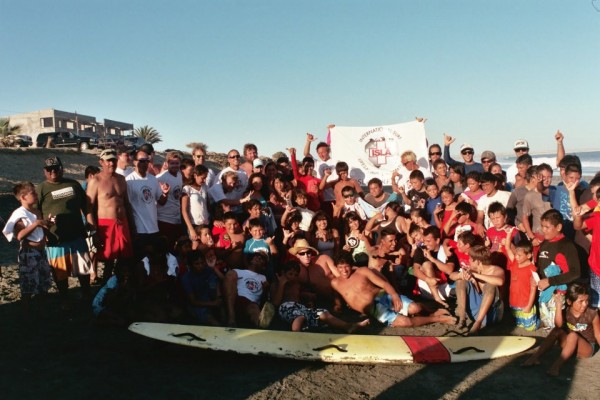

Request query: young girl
[
  {"left": 307, "top": 211, "right": 340, "bottom": 258},
  {"left": 523, "top": 283, "right": 600, "bottom": 376},
  {"left": 434, "top": 186, "right": 457, "bottom": 230},
  {"left": 181, "top": 165, "right": 210, "bottom": 241},
  {"left": 505, "top": 238, "right": 540, "bottom": 331},
  {"left": 343, "top": 211, "right": 371, "bottom": 266},
  {"left": 448, "top": 164, "right": 466, "bottom": 194},
  {"left": 463, "top": 171, "right": 485, "bottom": 205}
]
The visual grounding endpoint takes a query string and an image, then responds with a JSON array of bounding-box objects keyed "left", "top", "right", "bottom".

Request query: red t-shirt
[
  {"left": 486, "top": 225, "right": 518, "bottom": 256},
  {"left": 507, "top": 259, "right": 536, "bottom": 308},
  {"left": 585, "top": 211, "right": 600, "bottom": 276}
]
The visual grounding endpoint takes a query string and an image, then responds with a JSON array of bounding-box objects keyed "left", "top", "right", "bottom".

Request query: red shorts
[{"left": 97, "top": 218, "right": 133, "bottom": 261}]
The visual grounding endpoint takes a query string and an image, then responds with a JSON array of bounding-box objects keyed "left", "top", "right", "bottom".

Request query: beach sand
[{"left": 1, "top": 148, "right": 599, "bottom": 399}]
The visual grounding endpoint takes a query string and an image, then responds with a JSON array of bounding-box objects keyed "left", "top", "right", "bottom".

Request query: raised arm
[
  {"left": 303, "top": 133, "right": 316, "bottom": 158},
  {"left": 555, "top": 130, "right": 565, "bottom": 167},
  {"left": 443, "top": 133, "right": 458, "bottom": 166}
]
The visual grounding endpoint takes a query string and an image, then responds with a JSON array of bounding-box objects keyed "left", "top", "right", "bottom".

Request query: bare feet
[
  {"left": 456, "top": 319, "right": 467, "bottom": 329},
  {"left": 440, "top": 315, "right": 458, "bottom": 325},
  {"left": 468, "top": 320, "right": 483, "bottom": 336},
  {"left": 432, "top": 308, "right": 452, "bottom": 317},
  {"left": 347, "top": 319, "right": 370, "bottom": 333}
]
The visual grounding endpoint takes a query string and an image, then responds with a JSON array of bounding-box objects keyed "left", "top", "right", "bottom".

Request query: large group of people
[{"left": 3, "top": 127, "right": 600, "bottom": 377}]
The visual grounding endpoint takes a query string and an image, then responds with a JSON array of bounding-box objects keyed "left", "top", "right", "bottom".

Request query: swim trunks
[
  {"left": 371, "top": 291, "right": 413, "bottom": 326},
  {"left": 278, "top": 301, "right": 327, "bottom": 329},
  {"left": 97, "top": 218, "right": 133, "bottom": 261},
  {"left": 46, "top": 237, "right": 93, "bottom": 281}
]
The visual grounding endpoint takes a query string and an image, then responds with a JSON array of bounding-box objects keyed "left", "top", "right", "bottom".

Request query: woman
[
  {"left": 268, "top": 173, "right": 292, "bottom": 225},
  {"left": 307, "top": 211, "right": 340, "bottom": 258},
  {"left": 365, "top": 201, "right": 409, "bottom": 243},
  {"left": 243, "top": 173, "right": 271, "bottom": 207}
]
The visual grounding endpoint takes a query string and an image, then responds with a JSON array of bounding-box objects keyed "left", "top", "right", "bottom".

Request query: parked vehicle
[
  {"left": 97, "top": 137, "right": 120, "bottom": 150},
  {"left": 35, "top": 131, "right": 93, "bottom": 150},
  {"left": 123, "top": 136, "right": 147, "bottom": 151},
  {"left": 77, "top": 131, "right": 99, "bottom": 149},
  {"left": 6, "top": 134, "right": 33, "bottom": 147}
]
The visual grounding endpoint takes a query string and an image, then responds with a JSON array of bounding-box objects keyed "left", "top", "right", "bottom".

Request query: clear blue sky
[{"left": 2, "top": 0, "right": 599, "bottom": 158}]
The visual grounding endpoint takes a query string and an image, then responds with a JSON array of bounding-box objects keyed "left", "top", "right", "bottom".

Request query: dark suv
[{"left": 35, "top": 131, "right": 93, "bottom": 150}]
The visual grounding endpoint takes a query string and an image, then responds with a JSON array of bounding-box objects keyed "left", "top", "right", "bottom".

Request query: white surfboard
[{"left": 128, "top": 322, "right": 536, "bottom": 365}]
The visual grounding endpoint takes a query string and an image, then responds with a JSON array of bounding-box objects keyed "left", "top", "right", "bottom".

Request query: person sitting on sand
[
  {"left": 331, "top": 254, "right": 456, "bottom": 328},
  {"left": 224, "top": 252, "right": 269, "bottom": 327},
  {"left": 450, "top": 245, "right": 505, "bottom": 334},
  {"left": 271, "top": 259, "right": 369, "bottom": 332},
  {"left": 522, "top": 283, "right": 600, "bottom": 377}
]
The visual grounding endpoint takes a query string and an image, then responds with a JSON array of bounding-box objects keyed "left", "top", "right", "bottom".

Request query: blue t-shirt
[
  {"left": 426, "top": 196, "right": 442, "bottom": 225},
  {"left": 181, "top": 269, "right": 218, "bottom": 302},
  {"left": 243, "top": 238, "right": 271, "bottom": 256}
]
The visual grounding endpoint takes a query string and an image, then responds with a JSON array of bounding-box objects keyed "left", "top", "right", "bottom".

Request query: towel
[
  {"left": 2, "top": 206, "right": 44, "bottom": 243},
  {"left": 539, "top": 262, "right": 568, "bottom": 303}
]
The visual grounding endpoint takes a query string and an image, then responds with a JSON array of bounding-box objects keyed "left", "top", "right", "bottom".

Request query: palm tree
[
  {"left": 134, "top": 125, "right": 162, "bottom": 144},
  {"left": 0, "top": 118, "right": 21, "bottom": 137}
]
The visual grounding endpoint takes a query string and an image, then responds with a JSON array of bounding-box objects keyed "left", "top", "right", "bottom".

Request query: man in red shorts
[{"left": 86, "top": 149, "right": 134, "bottom": 281}]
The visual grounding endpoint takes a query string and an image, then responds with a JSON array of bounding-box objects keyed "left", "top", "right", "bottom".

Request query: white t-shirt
[
  {"left": 393, "top": 166, "right": 432, "bottom": 192},
  {"left": 182, "top": 184, "right": 210, "bottom": 225},
  {"left": 156, "top": 170, "right": 183, "bottom": 224},
  {"left": 126, "top": 171, "right": 162, "bottom": 234},
  {"left": 216, "top": 167, "right": 249, "bottom": 191},
  {"left": 477, "top": 190, "right": 511, "bottom": 229},
  {"left": 116, "top": 166, "right": 134, "bottom": 177},
  {"left": 314, "top": 157, "right": 338, "bottom": 202},
  {"left": 235, "top": 269, "right": 267, "bottom": 303}
]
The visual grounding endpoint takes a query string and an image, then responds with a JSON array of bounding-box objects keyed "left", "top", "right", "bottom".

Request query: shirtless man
[
  {"left": 367, "top": 228, "right": 405, "bottom": 289},
  {"left": 86, "top": 149, "right": 134, "bottom": 280},
  {"left": 331, "top": 255, "right": 455, "bottom": 328},
  {"left": 288, "top": 239, "right": 337, "bottom": 307},
  {"left": 240, "top": 143, "right": 258, "bottom": 177},
  {"left": 449, "top": 245, "right": 505, "bottom": 334}
]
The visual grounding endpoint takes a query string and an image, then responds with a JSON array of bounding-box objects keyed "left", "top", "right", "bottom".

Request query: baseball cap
[
  {"left": 44, "top": 156, "right": 62, "bottom": 168},
  {"left": 460, "top": 144, "right": 474, "bottom": 152},
  {"left": 481, "top": 150, "right": 496, "bottom": 161},
  {"left": 253, "top": 159, "right": 264, "bottom": 168},
  {"left": 139, "top": 143, "right": 155, "bottom": 154},
  {"left": 100, "top": 149, "right": 117, "bottom": 160},
  {"left": 513, "top": 139, "right": 529, "bottom": 150}
]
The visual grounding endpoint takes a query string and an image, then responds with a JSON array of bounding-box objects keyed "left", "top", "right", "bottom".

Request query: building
[{"left": 4, "top": 108, "right": 134, "bottom": 144}]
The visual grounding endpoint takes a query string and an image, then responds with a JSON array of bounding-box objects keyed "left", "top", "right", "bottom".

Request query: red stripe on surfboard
[{"left": 403, "top": 336, "right": 450, "bottom": 364}]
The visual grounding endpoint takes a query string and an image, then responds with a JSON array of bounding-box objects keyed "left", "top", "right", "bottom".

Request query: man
[
  {"left": 443, "top": 134, "right": 484, "bottom": 174},
  {"left": 156, "top": 151, "right": 184, "bottom": 249},
  {"left": 240, "top": 143, "right": 258, "bottom": 177},
  {"left": 37, "top": 156, "right": 92, "bottom": 307},
  {"left": 450, "top": 245, "right": 505, "bottom": 334},
  {"left": 480, "top": 150, "right": 497, "bottom": 173},
  {"left": 126, "top": 149, "right": 169, "bottom": 260},
  {"left": 304, "top": 129, "right": 338, "bottom": 216},
  {"left": 115, "top": 146, "right": 134, "bottom": 177},
  {"left": 364, "top": 178, "right": 392, "bottom": 207},
  {"left": 411, "top": 226, "right": 457, "bottom": 307},
  {"left": 505, "top": 139, "right": 530, "bottom": 185},
  {"left": 331, "top": 255, "right": 456, "bottom": 328},
  {"left": 224, "top": 252, "right": 269, "bottom": 327},
  {"left": 288, "top": 239, "right": 337, "bottom": 307},
  {"left": 139, "top": 143, "right": 160, "bottom": 176},
  {"left": 191, "top": 144, "right": 216, "bottom": 187},
  {"left": 391, "top": 150, "right": 432, "bottom": 193},
  {"left": 86, "top": 149, "right": 134, "bottom": 280},
  {"left": 216, "top": 149, "right": 249, "bottom": 190}
]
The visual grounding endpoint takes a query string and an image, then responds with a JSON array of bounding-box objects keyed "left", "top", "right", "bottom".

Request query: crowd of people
[{"left": 2, "top": 128, "right": 600, "bottom": 376}]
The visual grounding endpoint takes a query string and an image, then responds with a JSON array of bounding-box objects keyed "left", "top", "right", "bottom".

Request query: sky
[{"left": 2, "top": 0, "right": 599, "bottom": 158}]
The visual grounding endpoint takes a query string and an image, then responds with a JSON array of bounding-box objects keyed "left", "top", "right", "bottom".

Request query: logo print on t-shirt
[{"left": 141, "top": 186, "right": 153, "bottom": 203}]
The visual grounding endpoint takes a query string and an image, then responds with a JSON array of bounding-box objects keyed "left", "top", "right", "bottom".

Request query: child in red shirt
[{"left": 505, "top": 237, "right": 540, "bottom": 331}]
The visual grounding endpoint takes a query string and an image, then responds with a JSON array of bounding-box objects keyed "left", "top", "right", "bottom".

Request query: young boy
[
  {"left": 338, "top": 186, "right": 367, "bottom": 221},
  {"left": 443, "top": 201, "right": 477, "bottom": 241},
  {"left": 505, "top": 238, "right": 540, "bottom": 331},
  {"left": 485, "top": 202, "right": 519, "bottom": 263},
  {"left": 2, "top": 182, "right": 54, "bottom": 316},
  {"left": 289, "top": 188, "right": 315, "bottom": 231},
  {"left": 243, "top": 218, "right": 277, "bottom": 258},
  {"left": 328, "top": 161, "right": 364, "bottom": 207},
  {"left": 536, "top": 209, "right": 581, "bottom": 329},
  {"left": 271, "top": 260, "right": 369, "bottom": 332},
  {"left": 398, "top": 170, "right": 428, "bottom": 211},
  {"left": 180, "top": 250, "right": 222, "bottom": 326},
  {"left": 424, "top": 178, "right": 442, "bottom": 226},
  {"left": 450, "top": 245, "right": 505, "bottom": 334}
]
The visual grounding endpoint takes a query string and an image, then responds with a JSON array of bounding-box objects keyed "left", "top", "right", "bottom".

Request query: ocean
[{"left": 497, "top": 150, "right": 600, "bottom": 177}]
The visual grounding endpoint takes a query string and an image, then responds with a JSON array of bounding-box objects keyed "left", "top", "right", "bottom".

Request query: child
[
  {"left": 338, "top": 185, "right": 367, "bottom": 221},
  {"left": 181, "top": 164, "right": 210, "bottom": 241},
  {"left": 485, "top": 202, "right": 519, "bottom": 258},
  {"left": 505, "top": 238, "right": 540, "bottom": 331},
  {"left": 271, "top": 260, "right": 369, "bottom": 332},
  {"left": 330, "top": 161, "right": 364, "bottom": 207},
  {"left": 243, "top": 218, "right": 277, "bottom": 257},
  {"left": 537, "top": 209, "right": 581, "bottom": 329},
  {"left": 424, "top": 178, "right": 442, "bottom": 226},
  {"left": 2, "top": 182, "right": 54, "bottom": 316},
  {"left": 433, "top": 186, "right": 457, "bottom": 229},
  {"left": 398, "top": 170, "right": 428, "bottom": 211},
  {"left": 522, "top": 283, "right": 600, "bottom": 377},
  {"left": 243, "top": 199, "right": 277, "bottom": 237},
  {"left": 180, "top": 250, "right": 222, "bottom": 325},
  {"left": 443, "top": 201, "right": 477, "bottom": 241},
  {"left": 289, "top": 189, "right": 315, "bottom": 231}
]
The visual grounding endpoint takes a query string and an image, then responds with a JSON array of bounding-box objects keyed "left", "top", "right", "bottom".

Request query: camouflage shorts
[{"left": 18, "top": 247, "right": 53, "bottom": 295}]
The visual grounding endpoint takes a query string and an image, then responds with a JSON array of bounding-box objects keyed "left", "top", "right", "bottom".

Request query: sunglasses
[
  {"left": 194, "top": 155, "right": 206, "bottom": 159},
  {"left": 136, "top": 158, "right": 150, "bottom": 163},
  {"left": 481, "top": 158, "right": 494, "bottom": 164},
  {"left": 429, "top": 151, "right": 442, "bottom": 156},
  {"left": 297, "top": 251, "right": 313, "bottom": 257},
  {"left": 228, "top": 155, "right": 241, "bottom": 159},
  {"left": 343, "top": 194, "right": 354, "bottom": 198},
  {"left": 461, "top": 150, "right": 474, "bottom": 155},
  {"left": 45, "top": 166, "right": 61, "bottom": 173},
  {"left": 515, "top": 148, "right": 529, "bottom": 152}
]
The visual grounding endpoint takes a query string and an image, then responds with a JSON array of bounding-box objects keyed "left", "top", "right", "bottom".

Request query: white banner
[{"left": 329, "top": 120, "right": 430, "bottom": 186}]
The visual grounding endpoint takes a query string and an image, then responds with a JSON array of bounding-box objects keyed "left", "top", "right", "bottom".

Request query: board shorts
[
  {"left": 278, "top": 301, "right": 327, "bottom": 329},
  {"left": 18, "top": 247, "right": 53, "bottom": 296},
  {"left": 466, "top": 281, "right": 503, "bottom": 328},
  {"left": 510, "top": 305, "right": 540, "bottom": 331},
  {"left": 46, "top": 237, "right": 93, "bottom": 281},
  {"left": 97, "top": 218, "right": 133, "bottom": 261},
  {"left": 370, "top": 291, "right": 414, "bottom": 326}
]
